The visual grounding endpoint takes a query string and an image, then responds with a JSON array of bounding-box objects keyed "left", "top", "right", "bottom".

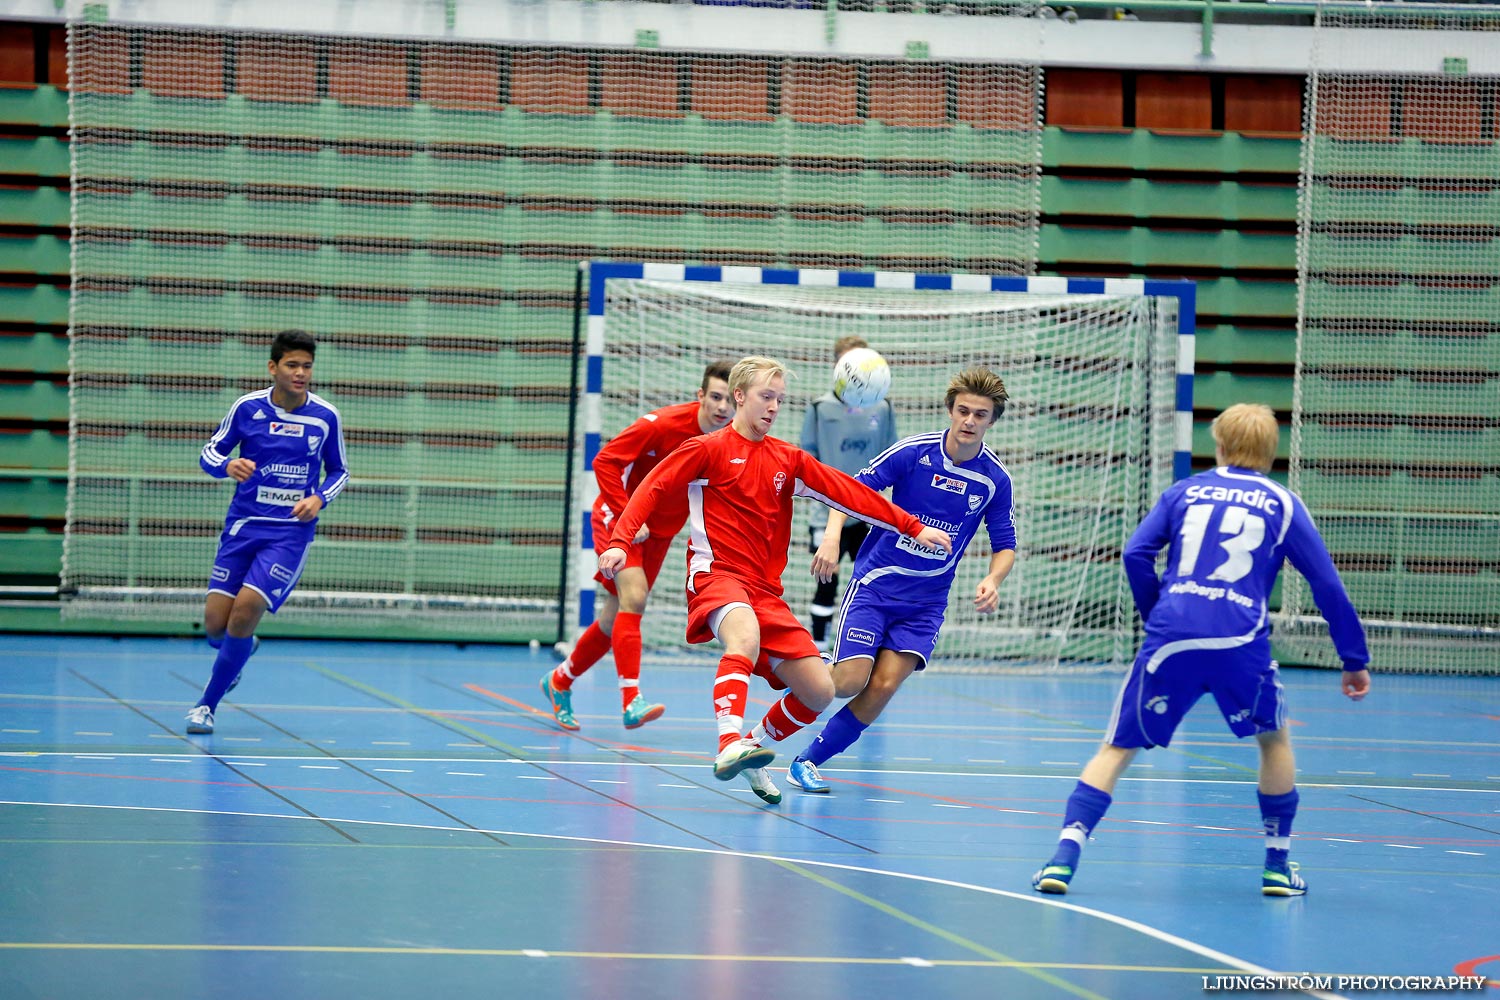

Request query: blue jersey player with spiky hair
[
  {"left": 185, "top": 329, "right": 349, "bottom": 735},
  {"left": 1032, "top": 402, "right": 1370, "bottom": 899},
  {"left": 787, "top": 367, "right": 1017, "bottom": 794}
]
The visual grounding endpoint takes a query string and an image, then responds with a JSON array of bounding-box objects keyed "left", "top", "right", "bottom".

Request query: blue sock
[
  {"left": 1259, "top": 788, "right": 1299, "bottom": 868},
  {"left": 1050, "top": 780, "right": 1113, "bottom": 869},
  {"left": 198, "top": 635, "right": 255, "bottom": 712},
  {"left": 799, "top": 704, "right": 869, "bottom": 766},
  {"left": 206, "top": 635, "right": 222, "bottom": 650}
]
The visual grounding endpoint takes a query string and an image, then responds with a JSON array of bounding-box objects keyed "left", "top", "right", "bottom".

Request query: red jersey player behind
[
  {"left": 599, "top": 356, "right": 952, "bottom": 804},
  {"left": 542, "top": 360, "right": 736, "bottom": 732}
]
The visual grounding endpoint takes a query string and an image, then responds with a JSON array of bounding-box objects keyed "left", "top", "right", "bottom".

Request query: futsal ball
[{"left": 832, "top": 348, "right": 891, "bottom": 409}]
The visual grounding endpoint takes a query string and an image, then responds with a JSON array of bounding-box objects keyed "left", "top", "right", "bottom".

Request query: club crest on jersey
[
  {"left": 773, "top": 471, "right": 787, "bottom": 495},
  {"left": 968, "top": 493, "right": 982, "bottom": 511},
  {"left": 931, "top": 473, "right": 966, "bottom": 494},
  {"left": 269, "top": 421, "right": 305, "bottom": 437},
  {"left": 307, "top": 435, "right": 321, "bottom": 452}
]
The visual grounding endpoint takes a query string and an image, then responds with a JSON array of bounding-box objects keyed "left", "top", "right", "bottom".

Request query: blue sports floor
[{"left": 1, "top": 634, "right": 1496, "bottom": 1000}]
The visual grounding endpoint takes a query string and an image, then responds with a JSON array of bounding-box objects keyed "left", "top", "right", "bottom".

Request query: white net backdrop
[
  {"left": 1285, "top": 3, "right": 1500, "bottom": 673},
  {"left": 59, "top": 23, "right": 1042, "bottom": 638},
  {"left": 571, "top": 275, "right": 1180, "bottom": 670}
]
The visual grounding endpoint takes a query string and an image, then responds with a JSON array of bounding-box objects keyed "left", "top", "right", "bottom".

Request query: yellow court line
[
  {"left": 0, "top": 941, "right": 1233, "bottom": 973},
  {"left": 768, "top": 858, "right": 1110, "bottom": 1000}
]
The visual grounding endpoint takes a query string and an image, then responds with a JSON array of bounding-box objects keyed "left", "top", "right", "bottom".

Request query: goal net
[
  {"left": 1281, "top": 3, "right": 1500, "bottom": 674},
  {"left": 566, "top": 263, "right": 1190, "bottom": 671}
]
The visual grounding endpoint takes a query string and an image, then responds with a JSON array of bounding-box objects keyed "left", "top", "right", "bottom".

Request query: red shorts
[
  {"left": 592, "top": 507, "right": 674, "bottom": 597},
  {"left": 686, "top": 572, "right": 821, "bottom": 677}
]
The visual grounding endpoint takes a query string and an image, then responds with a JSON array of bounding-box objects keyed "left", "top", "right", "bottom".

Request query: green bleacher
[{"left": 21, "top": 36, "right": 1428, "bottom": 645}]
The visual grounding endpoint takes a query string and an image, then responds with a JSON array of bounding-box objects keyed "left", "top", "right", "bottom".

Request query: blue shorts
[
  {"left": 832, "top": 581, "right": 946, "bottom": 670},
  {"left": 1103, "top": 636, "right": 1286, "bottom": 749},
  {"left": 208, "top": 522, "right": 314, "bottom": 614}
]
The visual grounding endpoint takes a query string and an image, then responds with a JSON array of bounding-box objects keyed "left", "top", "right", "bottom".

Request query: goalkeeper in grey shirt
[{"left": 800, "top": 335, "right": 899, "bottom": 652}]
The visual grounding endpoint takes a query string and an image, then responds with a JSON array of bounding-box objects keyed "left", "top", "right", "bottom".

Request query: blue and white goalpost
[{"left": 568, "top": 261, "right": 1195, "bottom": 671}]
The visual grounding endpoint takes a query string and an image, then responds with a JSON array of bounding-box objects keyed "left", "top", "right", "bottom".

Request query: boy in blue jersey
[
  {"left": 185, "top": 330, "right": 349, "bottom": 735},
  {"left": 788, "top": 367, "right": 1016, "bottom": 793},
  {"left": 1031, "top": 403, "right": 1371, "bottom": 898},
  {"left": 800, "top": 335, "right": 899, "bottom": 651}
]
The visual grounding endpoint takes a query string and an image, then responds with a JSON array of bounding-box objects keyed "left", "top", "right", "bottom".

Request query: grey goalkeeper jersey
[{"left": 800, "top": 393, "right": 898, "bottom": 476}]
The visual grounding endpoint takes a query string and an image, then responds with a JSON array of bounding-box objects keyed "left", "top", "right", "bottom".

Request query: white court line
[
  {"left": 446, "top": 772, "right": 486, "bottom": 777},
  {"left": 588, "top": 779, "right": 626, "bottom": 785},
  {"left": 1384, "top": 844, "right": 1422, "bottom": 850},
  {"left": 373, "top": 769, "right": 413, "bottom": 774},
  {"left": 226, "top": 762, "right": 265, "bottom": 767},
  {"left": 300, "top": 765, "right": 339, "bottom": 770},
  {"left": 932, "top": 803, "right": 969, "bottom": 810},
  {"left": 658, "top": 784, "right": 695, "bottom": 789},
  {"left": 0, "top": 798, "right": 1341, "bottom": 999},
  {"left": 73, "top": 731, "right": 113, "bottom": 737},
  {"left": 1195, "top": 826, "right": 1234, "bottom": 832},
  {"left": 516, "top": 775, "right": 555, "bottom": 781},
  {"left": 1447, "top": 851, "right": 1484, "bottom": 856},
  {"left": 867, "top": 799, "right": 904, "bottom": 804}
]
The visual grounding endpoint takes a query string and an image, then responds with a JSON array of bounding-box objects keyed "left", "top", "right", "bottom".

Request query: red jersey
[
  {"left": 609, "top": 426, "right": 924, "bottom": 598},
  {"left": 593, "top": 399, "right": 706, "bottom": 538}
]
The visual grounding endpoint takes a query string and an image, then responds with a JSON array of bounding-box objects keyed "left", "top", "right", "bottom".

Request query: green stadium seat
[
  {"left": 1301, "top": 373, "right": 1498, "bottom": 418},
  {"left": 0, "top": 530, "right": 62, "bottom": 578},
  {"left": 1192, "top": 325, "right": 1296, "bottom": 365},
  {"left": 0, "top": 186, "right": 70, "bottom": 228},
  {"left": 0, "top": 429, "right": 67, "bottom": 470},
  {"left": 1043, "top": 128, "right": 1302, "bottom": 174},
  {"left": 0, "top": 284, "right": 68, "bottom": 325},
  {"left": 1192, "top": 370, "right": 1294, "bottom": 411},
  {"left": 0, "top": 136, "right": 70, "bottom": 177},
  {"left": 0, "top": 331, "right": 69, "bottom": 375},
  {"left": 1043, "top": 176, "right": 1298, "bottom": 223},
  {"left": 0, "top": 84, "right": 69, "bottom": 128},
  {"left": 0, "top": 473, "right": 67, "bottom": 519},
  {"left": 0, "top": 235, "right": 69, "bottom": 275},
  {"left": 0, "top": 380, "right": 66, "bottom": 422}
]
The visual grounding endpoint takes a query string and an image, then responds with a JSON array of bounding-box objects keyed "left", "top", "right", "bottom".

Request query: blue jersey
[
  {"left": 200, "top": 388, "right": 350, "bottom": 533},
  {"left": 1124, "top": 465, "right": 1368, "bottom": 671},
  {"left": 848, "top": 430, "right": 1016, "bottom": 605}
]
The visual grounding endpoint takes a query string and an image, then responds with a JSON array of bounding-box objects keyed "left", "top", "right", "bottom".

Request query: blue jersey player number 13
[{"left": 183, "top": 330, "right": 349, "bottom": 736}]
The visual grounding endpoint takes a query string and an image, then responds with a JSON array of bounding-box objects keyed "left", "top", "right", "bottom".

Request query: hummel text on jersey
[{"left": 1183, "top": 483, "right": 1279, "bottom": 516}]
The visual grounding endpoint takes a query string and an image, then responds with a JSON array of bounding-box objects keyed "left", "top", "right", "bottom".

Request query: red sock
[
  {"left": 714, "top": 653, "right": 754, "bottom": 751},
  {"left": 613, "top": 611, "right": 643, "bottom": 710},
  {"left": 552, "top": 621, "right": 612, "bottom": 691},
  {"left": 750, "top": 693, "right": 819, "bottom": 745}
]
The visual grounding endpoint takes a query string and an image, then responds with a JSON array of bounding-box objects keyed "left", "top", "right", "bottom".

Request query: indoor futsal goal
[{"left": 565, "top": 262, "right": 1194, "bottom": 671}]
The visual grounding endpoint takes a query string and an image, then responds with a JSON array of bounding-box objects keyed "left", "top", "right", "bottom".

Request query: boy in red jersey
[
  {"left": 541, "top": 361, "right": 736, "bottom": 732},
  {"left": 599, "top": 356, "right": 951, "bottom": 804}
]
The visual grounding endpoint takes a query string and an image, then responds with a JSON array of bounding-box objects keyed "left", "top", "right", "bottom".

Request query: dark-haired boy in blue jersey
[
  {"left": 788, "top": 367, "right": 1016, "bottom": 793},
  {"left": 185, "top": 330, "right": 349, "bottom": 735},
  {"left": 1032, "top": 402, "right": 1370, "bottom": 898}
]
